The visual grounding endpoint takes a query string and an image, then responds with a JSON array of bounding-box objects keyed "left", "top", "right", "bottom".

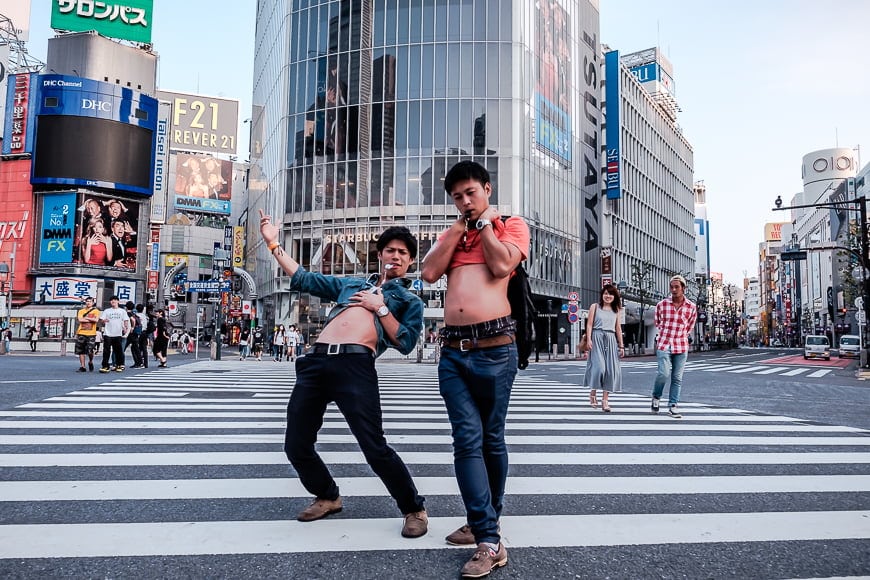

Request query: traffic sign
[
  {"left": 856, "top": 297, "right": 864, "bottom": 310},
  {"left": 567, "top": 291, "right": 579, "bottom": 301},
  {"left": 780, "top": 250, "right": 808, "bottom": 261},
  {"left": 858, "top": 311, "right": 866, "bottom": 324},
  {"left": 567, "top": 313, "right": 579, "bottom": 324},
  {"left": 567, "top": 303, "right": 579, "bottom": 314},
  {"left": 412, "top": 279, "right": 424, "bottom": 291},
  {"left": 561, "top": 304, "right": 569, "bottom": 313},
  {"left": 186, "top": 280, "right": 231, "bottom": 292}
]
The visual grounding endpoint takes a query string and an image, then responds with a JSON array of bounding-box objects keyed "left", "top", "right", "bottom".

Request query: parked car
[
  {"left": 804, "top": 335, "right": 831, "bottom": 360},
  {"left": 838, "top": 335, "right": 861, "bottom": 359}
]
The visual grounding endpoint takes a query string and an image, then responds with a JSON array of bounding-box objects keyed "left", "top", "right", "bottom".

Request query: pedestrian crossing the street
[{"left": 0, "top": 361, "right": 868, "bottom": 577}]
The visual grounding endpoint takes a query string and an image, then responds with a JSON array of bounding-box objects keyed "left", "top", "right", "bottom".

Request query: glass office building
[{"left": 250, "top": 0, "right": 603, "bottom": 348}]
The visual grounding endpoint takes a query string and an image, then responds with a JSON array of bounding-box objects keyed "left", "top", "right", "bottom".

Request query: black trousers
[
  {"left": 127, "top": 334, "right": 143, "bottom": 366},
  {"left": 285, "top": 352, "right": 425, "bottom": 515},
  {"left": 101, "top": 336, "right": 125, "bottom": 369},
  {"left": 138, "top": 334, "right": 150, "bottom": 367}
]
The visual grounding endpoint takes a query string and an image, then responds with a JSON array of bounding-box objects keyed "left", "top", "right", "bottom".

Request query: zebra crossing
[
  {"left": 1, "top": 361, "right": 868, "bottom": 578},
  {"left": 583, "top": 359, "right": 839, "bottom": 378}
]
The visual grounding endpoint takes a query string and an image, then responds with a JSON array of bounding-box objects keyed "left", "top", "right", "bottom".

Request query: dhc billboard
[{"left": 29, "top": 74, "right": 158, "bottom": 196}]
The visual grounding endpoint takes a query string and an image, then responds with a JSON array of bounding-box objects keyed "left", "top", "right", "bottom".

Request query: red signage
[
  {"left": 147, "top": 270, "right": 159, "bottom": 291},
  {"left": 9, "top": 74, "right": 31, "bottom": 154}
]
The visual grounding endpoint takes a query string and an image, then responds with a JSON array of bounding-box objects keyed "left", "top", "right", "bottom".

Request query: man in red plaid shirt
[{"left": 652, "top": 275, "right": 697, "bottom": 418}]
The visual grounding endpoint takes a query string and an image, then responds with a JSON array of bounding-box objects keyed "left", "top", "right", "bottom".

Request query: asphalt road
[{"left": 0, "top": 350, "right": 868, "bottom": 579}]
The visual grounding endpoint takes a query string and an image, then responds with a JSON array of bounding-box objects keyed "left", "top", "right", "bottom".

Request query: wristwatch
[
  {"left": 475, "top": 218, "right": 492, "bottom": 230},
  {"left": 376, "top": 305, "right": 390, "bottom": 317}
]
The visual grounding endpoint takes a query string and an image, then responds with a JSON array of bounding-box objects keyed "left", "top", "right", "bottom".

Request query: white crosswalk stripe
[
  {"left": 574, "top": 359, "right": 838, "bottom": 378},
  {"left": 0, "top": 360, "right": 868, "bottom": 570}
]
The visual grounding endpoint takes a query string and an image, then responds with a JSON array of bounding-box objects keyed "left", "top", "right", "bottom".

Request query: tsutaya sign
[{"left": 50, "top": 0, "right": 153, "bottom": 44}]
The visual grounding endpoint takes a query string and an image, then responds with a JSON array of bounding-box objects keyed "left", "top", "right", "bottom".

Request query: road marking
[
  {"left": 0, "top": 420, "right": 859, "bottom": 433},
  {"left": 0, "top": 380, "right": 66, "bottom": 384},
  {"left": 2, "top": 451, "right": 869, "bottom": 467},
  {"left": 728, "top": 366, "right": 769, "bottom": 374},
  {"left": 3, "top": 474, "right": 869, "bottom": 502},
  {"left": 808, "top": 369, "right": 833, "bottom": 378},
  {"left": 754, "top": 367, "right": 790, "bottom": 375},
  {"left": 1, "top": 511, "right": 867, "bottom": 559},
  {"left": 781, "top": 368, "right": 810, "bottom": 376}
]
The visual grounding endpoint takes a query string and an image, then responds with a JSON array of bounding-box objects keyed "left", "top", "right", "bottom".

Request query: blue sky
[{"left": 24, "top": 1, "right": 870, "bottom": 284}]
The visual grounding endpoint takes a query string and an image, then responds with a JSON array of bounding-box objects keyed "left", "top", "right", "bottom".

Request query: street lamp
[{"left": 773, "top": 193, "right": 870, "bottom": 366}]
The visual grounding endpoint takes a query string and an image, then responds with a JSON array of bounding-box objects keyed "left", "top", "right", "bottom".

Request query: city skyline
[{"left": 22, "top": 0, "right": 870, "bottom": 286}]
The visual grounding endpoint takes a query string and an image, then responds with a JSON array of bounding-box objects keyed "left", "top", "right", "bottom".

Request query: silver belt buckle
[
  {"left": 327, "top": 343, "right": 341, "bottom": 355},
  {"left": 459, "top": 338, "right": 472, "bottom": 352}
]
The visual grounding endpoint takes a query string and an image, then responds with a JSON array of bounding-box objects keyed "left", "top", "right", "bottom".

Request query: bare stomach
[
  {"left": 445, "top": 264, "right": 511, "bottom": 325},
  {"left": 316, "top": 306, "right": 379, "bottom": 350}
]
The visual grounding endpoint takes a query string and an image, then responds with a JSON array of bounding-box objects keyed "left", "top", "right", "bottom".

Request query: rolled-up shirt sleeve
[{"left": 289, "top": 266, "right": 344, "bottom": 301}]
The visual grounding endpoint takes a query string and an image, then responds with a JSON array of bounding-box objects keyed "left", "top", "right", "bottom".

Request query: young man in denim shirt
[
  {"left": 422, "top": 161, "right": 530, "bottom": 578},
  {"left": 259, "top": 209, "right": 428, "bottom": 538}
]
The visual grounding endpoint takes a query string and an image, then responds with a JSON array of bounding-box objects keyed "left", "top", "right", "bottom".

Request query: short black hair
[
  {"left": 377, "top": 226, "right": 418, "bottom": 259},
  {"left": 110, "top": 295, "right": 120, "bottom": 301},
  {"left": 444, "top": 160, "right": 490, "bottom": 194}
]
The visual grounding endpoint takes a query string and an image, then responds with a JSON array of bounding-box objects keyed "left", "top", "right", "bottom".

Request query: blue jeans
[
  {"left": 653, "top": 349, "right": 688, "bottom": 406},
  {"left": 438, "top": 343, "right": 517, "bottom": 545}
]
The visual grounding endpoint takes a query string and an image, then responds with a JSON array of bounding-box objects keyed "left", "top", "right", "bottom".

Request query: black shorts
[{"left": 74, "top": 334, "right": 96, "bottom": 355}]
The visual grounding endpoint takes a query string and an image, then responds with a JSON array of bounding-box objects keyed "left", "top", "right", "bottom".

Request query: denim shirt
[{"left": 289, "top": 266, "right": 424, "bottom": 357}]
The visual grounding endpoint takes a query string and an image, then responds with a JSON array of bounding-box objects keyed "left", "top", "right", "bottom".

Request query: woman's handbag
[{"left": 579, "top": 305, "right": 595, "bottom": 352}]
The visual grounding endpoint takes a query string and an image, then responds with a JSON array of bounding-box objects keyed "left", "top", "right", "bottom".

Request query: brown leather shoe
[
  {"left": 296, "top": 497, "right": 342, "bottom": 522},
  {"left": 461, "top": 543, "right": 508, "bottom": 578},
  {"left": 446, "top": 523, "right": 501, "bottom": 546},
  {"left": 401, "top": 509, "right": 428, "bottom": 538},
  {"left": 446, "top": 524, "right": 475, "bottom": 546}
]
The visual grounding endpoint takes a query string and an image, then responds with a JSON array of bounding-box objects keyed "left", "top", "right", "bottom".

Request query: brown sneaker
[
  {"left": 401, "top": 509, "right": 428, "bottom": 538},
  {"left": 461, "top": 543, "right": 508, "bottom": 578},
  {"left": 446, "top": 524, "right": 475, "bottom": 546},
  {"left": 296, "top": 497, "right": 342, "bottom": 522}
]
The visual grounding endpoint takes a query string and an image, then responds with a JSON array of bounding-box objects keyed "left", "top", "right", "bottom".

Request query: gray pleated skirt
[{"left": 583, "top": 329, "right": 622, "bottom": 392}]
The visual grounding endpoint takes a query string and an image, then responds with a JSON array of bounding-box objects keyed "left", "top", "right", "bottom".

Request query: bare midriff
[
  {"left": 444, "top": 263, "right": 511, "bottom": 325},
  {"left": 317, "top": 306, "right": 379, "bottom": 350}
]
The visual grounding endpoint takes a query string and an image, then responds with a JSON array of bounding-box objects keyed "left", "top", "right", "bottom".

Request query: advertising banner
[
  {"left": 150, "top": 100, "right": 171, "bottom": 223},
  {"left": 114, "top": 280, "right": 137, "bottom": 303},
  {"left": 172, "top": 153, "right": 233, "bottom": 215},
  {"left": 604, "top": 50, "right": 622, "bottom": 199},
  {"left": 3, "top": 73, "right": 36, "bottom": 156},
  {"left": 534, "top": 0, "right": 572, "bottom": 166},
  {"left": 232, "top": 226, "right": 245, "bottom": 267},
  {"left": 763, "top": 222, "right": 786, "bottom": 242},
  {"left": 34, "top": 276, "right": 99, "bottom": 303},
  {"left": 73, "top": 194, "right": 141, "bottom": 271},
  {"left": 0, "top": 44, "right": 8, "bottom": 138},
  {"left": 157, "top": 90, "right": 239, "bottom": 155},
  {"left": 0, "top": 0, "right": 32, "bottom": 40},
  {"left": 39, "top": 192, "right": 77, "bottom": 264},
  {"left": 50, "top": 0, "right": 153, "bottom": 44}
]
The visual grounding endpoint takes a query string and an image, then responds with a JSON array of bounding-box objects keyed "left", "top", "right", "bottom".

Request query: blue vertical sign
[
  {"left": 39, "top": 192, "right": 77, "bottom": 263},
  {"left": 605, "top": 51, "right": 621, "bottom": 200}
]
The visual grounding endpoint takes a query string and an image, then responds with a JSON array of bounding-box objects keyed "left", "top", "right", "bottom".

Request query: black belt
[
  {"left": 310, "top": 343, "right": 374, "bottom": 356},
  {"left": 441, "top": 334, "right": 515, "bottom": 351}
]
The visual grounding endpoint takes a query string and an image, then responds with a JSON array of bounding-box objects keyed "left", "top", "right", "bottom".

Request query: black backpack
[
  {"left": 507, "top": 262, "right": 537, "bottom": 370},
  {"left": 145, "top": 316, "right": 156, "bottom": 335}
]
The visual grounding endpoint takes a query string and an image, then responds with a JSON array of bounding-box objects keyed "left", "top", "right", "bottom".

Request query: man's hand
[
  {"left": 349, "top": 291, "right": 385, "bottom": 313},
  {"left": 478, "top": 206, "right": 501, "bottom": 223},
  {"left": 259, "top": 209, "right": 279, "bottom": 244}
]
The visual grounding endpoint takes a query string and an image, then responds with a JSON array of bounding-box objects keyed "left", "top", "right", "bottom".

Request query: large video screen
[{"left": 32, "top": 115, "right": 153, "bottom": 193}]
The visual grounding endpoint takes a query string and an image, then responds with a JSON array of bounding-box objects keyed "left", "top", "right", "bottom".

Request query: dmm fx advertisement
[
  {"left": 157, "top": 90, "right": 239, "bottom": 155},
  {"left": 50, "top": 0, "right": 153, "bottom": 44},
  {"left": 39, "top": 192, "right": 77, "bottom": 264}
]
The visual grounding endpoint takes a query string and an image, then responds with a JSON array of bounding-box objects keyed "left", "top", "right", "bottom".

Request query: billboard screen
[
  {"left": 64, "top": 193, "right": 142, "bottom": 271},
  {"left": 172, "top": 153, "right": 232, "bottom": 215},
  {"left": 534, "top": 0, "right": 572, "bottom": 166},
  {"left": 156, "top": 90, "right": 239, "bottom": 155},
  {"left": 33, "top": 116, "right": 154, "bottom": 194},
  {"left": 50, "top": 0, "right": 153, "bottom": 44},
  {"left": 30, "top": 75, "right": 158, "bottom": 195}
]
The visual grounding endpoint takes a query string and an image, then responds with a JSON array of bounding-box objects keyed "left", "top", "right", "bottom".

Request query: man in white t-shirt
[{"left": 99, "top": 295, "right": 130, "bottom": 373}]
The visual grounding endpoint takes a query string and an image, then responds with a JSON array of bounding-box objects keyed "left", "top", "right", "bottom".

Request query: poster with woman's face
[{"left": 74, "top": 194, "right": 140, "bottom": 271}]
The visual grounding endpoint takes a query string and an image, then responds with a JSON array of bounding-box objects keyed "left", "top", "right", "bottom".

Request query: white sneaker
[{"left": 668, "top": 405, "right": 682, "bottom": 419}]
